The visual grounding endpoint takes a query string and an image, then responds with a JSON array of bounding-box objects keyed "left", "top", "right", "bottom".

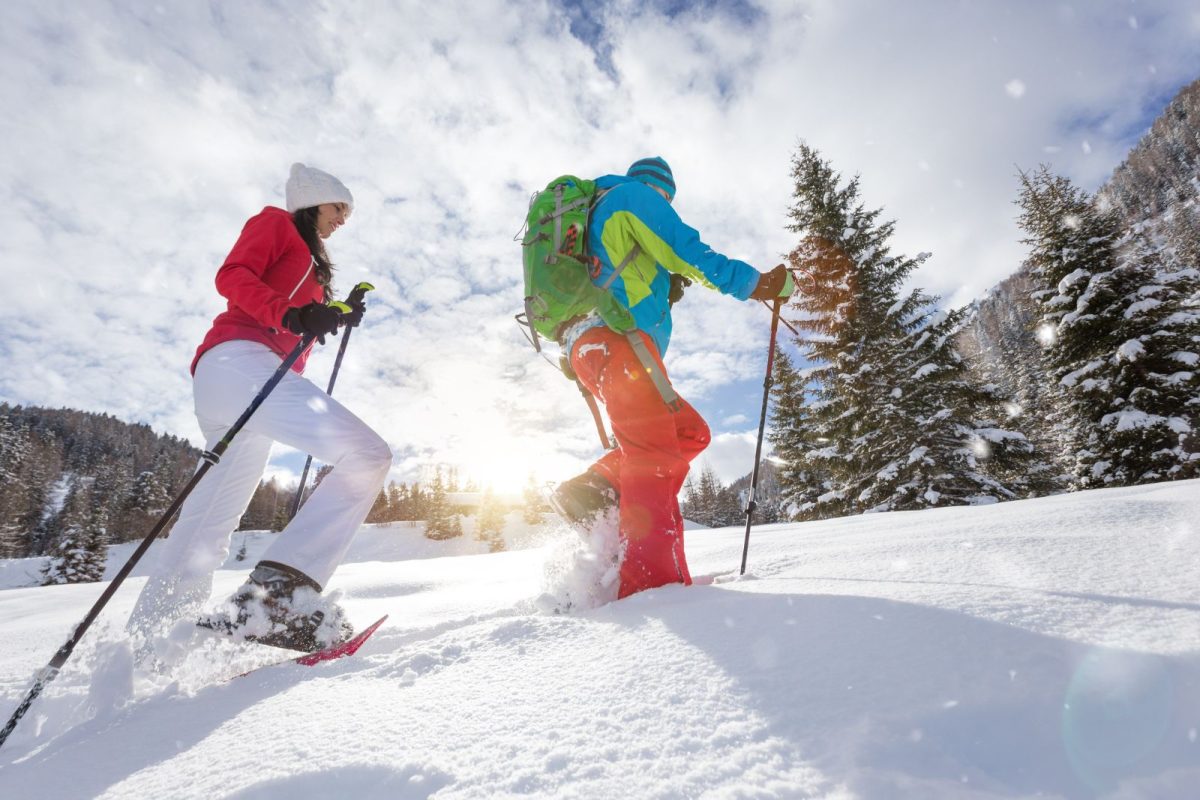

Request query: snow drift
[{"left": 1, "top": 480, "right": 1198, "bottom": 799}]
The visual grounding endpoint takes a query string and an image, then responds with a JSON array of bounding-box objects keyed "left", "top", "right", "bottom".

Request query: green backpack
[{"left": 517, "top": 175, "right": 635, "bottom": 352}]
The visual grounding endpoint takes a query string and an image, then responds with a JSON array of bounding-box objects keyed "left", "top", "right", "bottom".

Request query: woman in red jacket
[{"left": 128, "top": 163, "right": 392, "bottom": 653}]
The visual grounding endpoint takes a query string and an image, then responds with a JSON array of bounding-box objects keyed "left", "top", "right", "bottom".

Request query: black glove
[
  {"left": 341, "top": 298, "right": 366, "bottom": 328},
  {"left": 668, "top": 273, "right": 692, "bottom": 307},
  {"left": 281, "top": 301, "right": 341, "bottom": 345},
  {"left": 750, "top": 264, "right": 794, "bottom": 301}
]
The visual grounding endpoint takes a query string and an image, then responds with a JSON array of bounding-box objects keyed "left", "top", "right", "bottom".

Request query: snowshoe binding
[{"left": 197, "top": 561, "right": 354, "bottom": 653}]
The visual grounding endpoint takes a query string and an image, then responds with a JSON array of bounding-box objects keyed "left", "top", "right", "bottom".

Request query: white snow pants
[{"left": 128, "top": 340, "right": 392, "bottom": 638}]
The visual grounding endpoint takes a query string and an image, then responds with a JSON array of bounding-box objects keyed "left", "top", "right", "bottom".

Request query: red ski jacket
[{"left": 191, "top": 207, "right": 323, "bottom": 375}]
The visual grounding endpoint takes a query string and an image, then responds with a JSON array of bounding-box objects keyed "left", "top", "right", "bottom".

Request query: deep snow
[{"left": 1, "top": 480, "right": 1199, "bottom": 799}]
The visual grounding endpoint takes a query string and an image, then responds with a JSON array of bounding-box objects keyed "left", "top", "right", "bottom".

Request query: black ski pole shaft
[
  {"left": 740, "top": 296, "right": 783, "bottom": 576},
  {"left": 0, "top": 334, "right": 313, "bottom": 752},
  {"left": 288, "top": 281, "right": 374, "bottom": 521}
]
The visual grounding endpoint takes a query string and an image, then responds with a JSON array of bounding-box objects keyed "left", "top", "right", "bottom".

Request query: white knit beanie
[{"left": 284, "top": 162, "right": 354, "bottom": 213}]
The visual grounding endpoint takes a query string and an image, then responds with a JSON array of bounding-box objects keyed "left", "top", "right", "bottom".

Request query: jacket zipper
[
  {"left": 287, "top": 256, "right": 316, "bottom": 300},
  {"left": 271, "top": 256, "right": 316, "bottom": 334}
]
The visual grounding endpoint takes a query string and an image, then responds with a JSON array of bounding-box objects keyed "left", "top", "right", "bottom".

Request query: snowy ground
[{"left": 1, "top": 481, "right": 1199, "bottom": 799}]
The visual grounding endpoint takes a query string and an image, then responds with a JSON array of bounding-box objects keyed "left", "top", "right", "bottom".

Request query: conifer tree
[
  {"left": 476, "top": 488, "right": 507, "bottom": 552},
  {"left": 366, "top": 488, "right": 390, "bottom": 524},
  {"left": 680, "top": 476, "right": 700, "bottom": 522},
  {"left": 713, "top": 483, "right": 743, "bottom": 527},
  {"left": 521, "top": 473, "right": 546, "bottom": 526},
  {"left": 424, "top": 469, "right": 457, "bottom": 540},
  {"left": 0, "top": 416, "right": 34, "bottom": 557},
  {"left": 42, "top": 483, "right": 108, "bottom": 584},
  {"left": 780, "top": 143, "right": 1034, "bottom": 518},
  {"left": 695, "top": 465, "right": 722, "bottom": 526},
  {"left": 767, "top": 349, "right": 826, "bottom": 519},
  {"left": 387, "top": 481, "right": 406, "bottom": 522},
  {"left": 239, "top": 478, "right": 281, "bottom": 531},
  {"left": 408, "top": 483, "right": 427, "bottom": 524},
  {"left": 1018, "top": 167, "right": 1200, "bottom": 486}
]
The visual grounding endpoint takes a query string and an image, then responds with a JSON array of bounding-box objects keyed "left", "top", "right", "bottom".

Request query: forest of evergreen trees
[
  {"left": 236, "top": 465, "right": 535, "bottom": 555},
  {"left": 0, "top": 406, "right": 542, "bottom": 582},
  {"left": 0, "top": 404, "right": 200, "bottom": 573},
  {"left": 767, "top": 77, "right": 1199, "bottom": 520},
  {"left": 680, "top": 462, "right": 784, "bottom": 528}
]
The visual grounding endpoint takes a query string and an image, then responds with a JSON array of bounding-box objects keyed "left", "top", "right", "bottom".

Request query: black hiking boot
[
  {"left": 197, "top": 561, "right": 353, "bottom": 653},
  {"left": 547, "top": 470, "right": 619, "bottom": 533}
]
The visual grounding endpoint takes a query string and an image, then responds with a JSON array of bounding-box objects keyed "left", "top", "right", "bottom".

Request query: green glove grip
[
  {"left": 334, "top": 281, "right": 376, "bottom": 315},
  {"left": 780, "top": 272, "right": 795, "bottom": 298}
]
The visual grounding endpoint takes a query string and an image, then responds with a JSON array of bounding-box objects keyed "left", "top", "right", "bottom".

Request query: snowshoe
[{"left": 197, "top": 561, "right": 354, "bottom": 653}]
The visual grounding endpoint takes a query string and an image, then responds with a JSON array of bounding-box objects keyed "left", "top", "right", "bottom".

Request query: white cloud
[
  {"left": 696, "top": 429, "right": 764, "bottom": 486},
  {"left": 3, "top": 0, "right": 1199, "bottom": 490}
]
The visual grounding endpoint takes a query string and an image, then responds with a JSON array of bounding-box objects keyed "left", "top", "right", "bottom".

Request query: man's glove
[
  {"left": 750, "top": 264, "right": 796, "bottom": 301},
  {"left": 281, "top": 301, "right": 341, "bottom": 345},
  {"left": 668, "top": 273, "right": 692, "bottom": 307},
  {"left": 341, "top": 298, "right": 366, "bottom": 328}
]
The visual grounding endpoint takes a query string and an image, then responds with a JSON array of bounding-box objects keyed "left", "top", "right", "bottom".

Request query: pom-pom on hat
[
  {"left": 285, "top": 162, "right": 354, "bottom": 214},
  {"left": 626, "top": 156, "right": 675, "bottom": 201}
]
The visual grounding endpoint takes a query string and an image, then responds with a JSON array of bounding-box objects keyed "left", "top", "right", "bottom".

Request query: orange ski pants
[{"left": 570, "top": 327, "right": 711, "bottom": 598}]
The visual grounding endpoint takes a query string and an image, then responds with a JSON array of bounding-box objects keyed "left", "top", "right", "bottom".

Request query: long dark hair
[{"left": 291, "top": 207, "right": 334, "bottom": 301}]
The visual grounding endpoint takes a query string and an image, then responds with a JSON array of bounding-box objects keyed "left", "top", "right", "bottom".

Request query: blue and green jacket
[{"left": 583, "top": 175, "right": 761, "bottom": 357}]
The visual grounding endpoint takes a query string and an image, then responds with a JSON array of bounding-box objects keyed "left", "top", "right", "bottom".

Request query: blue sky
[{"left": 2, "top": 0, "right": 1199, "bottom": 493}]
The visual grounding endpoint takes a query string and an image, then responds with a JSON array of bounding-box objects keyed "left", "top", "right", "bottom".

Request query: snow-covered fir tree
[
  {"left": 955, "top": 268, "right": 1063, "bottom": 490},
  {"left": 424, "top": 468, "right": 459, "bottom": 540},
  {"left": 113, "top": 455, "right": 177, "bottom": 540},
  {"left": 521, "top": 474, "right": 545, "bottom": 526},
  {"left": 777, "top": 144, "right": 1035, "bottom": 519},
  {"left": 680, "top": 464, "right": 744, "bottom": 527},
  {"left": 767, "top": 349, "right": 828, "bottom": 518},
  {"left": 0, "top": 416, "right": 35, "bottom": 557},
  {"left": 476, "top": 488, "right": 506, "bottom": 552},
  {"left": 42, "top": 481, "right": 108, "bottom": 585},
  {"left": 1018, "top": 166, "right": 1200, "bottom": 487}
]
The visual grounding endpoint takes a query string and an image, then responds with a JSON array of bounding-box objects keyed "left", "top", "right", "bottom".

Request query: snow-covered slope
[{"left": 1, "top": 481, "right": 1199, "bottom": 799}]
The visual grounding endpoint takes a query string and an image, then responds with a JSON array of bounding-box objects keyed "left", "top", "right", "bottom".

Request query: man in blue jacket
[{"left": 553, "top": 156, "right": 794, "bottom": 599}]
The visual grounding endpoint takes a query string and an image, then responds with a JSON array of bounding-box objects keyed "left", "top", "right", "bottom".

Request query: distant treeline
[{"left": 0, "top": 403, "right": 200, "bottom": 560}]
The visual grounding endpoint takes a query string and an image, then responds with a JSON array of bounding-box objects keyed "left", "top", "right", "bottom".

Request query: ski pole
[
  {"left": 288, "top": 281, "right": 375, "bottom": 521},
  {"left": 739, "top": 296, "right": 783, "bottom": 576},
  {"left": 0, "top": 292, "right": 361, "bottom": 751}
]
